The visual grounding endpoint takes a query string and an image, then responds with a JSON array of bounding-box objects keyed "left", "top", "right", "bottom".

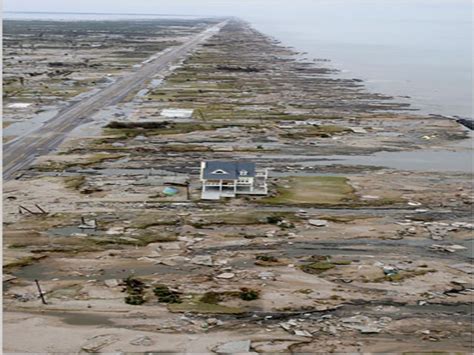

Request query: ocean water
[
  {"left": 246, "top": 0, "right": 472, "bottom": 117},
  {"left": 4, "top": 1, "right": 472, "bottom": 117}
]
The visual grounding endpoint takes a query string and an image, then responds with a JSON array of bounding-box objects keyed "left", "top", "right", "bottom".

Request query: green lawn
[{"left": 262, "top": 176, "right": 357, "bottom": 205}]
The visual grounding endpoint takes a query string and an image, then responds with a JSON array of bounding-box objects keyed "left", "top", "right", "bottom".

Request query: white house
[{"left": 200, "top": 161, "right": 268, "bottom": 200}]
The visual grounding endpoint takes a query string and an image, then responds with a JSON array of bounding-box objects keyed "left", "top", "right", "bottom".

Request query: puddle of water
[
  {"left": 262, "top": 145, "right": 473, "bottom": 173},
  {"left": 453, "top": 131, "right": 474, "bottom": 148},
  {"left": 261, "top": 134, "right": 473, "bottom": 173},
  {"left": 150, "top": 78, "right": 163, "bottom": 88},
  {"left": 3, "top": 109, "right": 59, "bottom": 141},
  {"left": 289, "top": 238, "right": 474, "bottom": 260},
  {"left": 211, "top": 238, "right": 471, "bottom": 266},
  {"left": 460, "top": 239, "right": 474, "bottom": 259},
  {"left": 136, "top": 88, "right": 149, "bottom": 97},
  {"left": 14, "top": 263, "right": 76, "bottom": 281},
  {"left": 308, "top": 149, "right": 473, "bottom": 173},
  {"left": 69, "top": 103, "right": 136, "bottom": 138},
  {"left": 401, "top": 303, "right": 473, "bottom": 316},
  {"left": 48, "top": 226, "right": 102, "bottom": 237},
  {"left": 43, "top": 311, "right": 114, "bottom": 326}
]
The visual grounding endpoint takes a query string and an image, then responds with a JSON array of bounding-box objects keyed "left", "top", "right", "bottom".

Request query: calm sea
[
  {"left": 5, "top": 3, "right": 472, "bottom": 117},
  {"left": 246, "top": 1, "right": 472, "bottom": 117}
]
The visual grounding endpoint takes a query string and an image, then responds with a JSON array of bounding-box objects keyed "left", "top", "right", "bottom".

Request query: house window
[
  {"left": 212, "top": 169, "right": 228, "bottom": 174},
  {"left": 240, "top": 170, "right": 248, "bottom": 176}
]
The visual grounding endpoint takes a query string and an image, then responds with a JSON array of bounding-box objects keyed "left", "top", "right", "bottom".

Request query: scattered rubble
[
  {"left": 449, "top": 263, "right": 474, "bottom": 274},
  {"left": 2, "top": 17, "right": 473, "bottom": 354},
  {"left": 104, "top": 279, "right": 119, "bottom": 288},
  {"left": 190, "top": 255, "right": 214, "bottom": 266},
  {"left": 430, "top": 244, "right": 467, "bottom": 253},
  {"left": 216, "top": 272, "right": 235, "bottom": 279},
  {"left": 129, "top": 335, "right": 154, "bottom": 346},
  {"left": 213, "top": 340, "right": 251, "bottom": 354},
  {"left": 340, "top": 315, "right": 387, "bottom": 334},
  {"left": 308, "top": 219, "right": 329, "bottom": 227},
  {"left": 81, "top": 334, "right": 118, "bottom": 353}
]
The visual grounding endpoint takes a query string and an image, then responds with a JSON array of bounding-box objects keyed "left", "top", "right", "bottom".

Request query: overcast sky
[
  {"left": 6, "top": 0, "right": 304, "bottom": 17},
  {"left": 4, "top": 0, "right": 471, "bottom": 19}
]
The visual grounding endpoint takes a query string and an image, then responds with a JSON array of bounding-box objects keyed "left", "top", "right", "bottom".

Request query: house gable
[
  {"left": 202, "top": 161, "right": 256, "bottom": 180},
  {"left": 211, "top": 169, "right": 229, "bottom": 175}
]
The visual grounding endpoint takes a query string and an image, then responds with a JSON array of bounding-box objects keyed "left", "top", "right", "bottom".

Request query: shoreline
[{"left": 4, "top": 13, "right": 472, "bottom": 118}]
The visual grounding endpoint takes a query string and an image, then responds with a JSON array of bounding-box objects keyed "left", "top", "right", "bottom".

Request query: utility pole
[{"left": 35, "top": 279, "right": 47, "bottom": 305}]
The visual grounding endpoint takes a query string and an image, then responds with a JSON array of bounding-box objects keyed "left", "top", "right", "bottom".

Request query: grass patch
[
  {"left": 200, "top": 291, "right": 223, "bottom": 304},
  {"left": 189, "top": 211, "right": 299, "bottom": 227},
  {"left": 261, "top": 176, "right": 357, "bottom": 206},
  {"left": 300, "top": 261, "right": 336, "bottom": 274},
  {"left": 299, "top": 255, "right": 352, "bottom": 274},
  {"left": 161, "top": 144, "right": 211, "bottom": 153},
  {"left": 63, "top": 176, "right": 85, "bottom": 190},
  {"left": 89, "top": 232, "right": 177, "bottom": 247},
  {"left": 317, "top": 215, "right": 376, "bottom": 223},
  {"left": 168, "top": 288, "right": 259, "bottom": 314},
  {"left": 7, "top": 212, "right": 79, "bottom": 231},
  {"left": 3, "top": 255, "right": 47, "bottom": 271},
  {"left": 332, "top": 260, "right": 352, "bottom": 265},
  {"left": 362, "top": 195, "right": 405, "bottom": 206},
  {"left": 80, "top": 153, "right": 125, "bottom": 166},
  {"left": 168, "top": 295, "right": 244, "bottom": 314},
  {"left": 255, "top": 255, "right": 288, "bottom": 266},
  {"left": 37, "top": 153, "right": 124, "bottom": 172},
  {"left": 132, "top": 214, "right": 180, "bottom": 229},
  {"left": 281, "top": 125, "right": 350, "bottom": 139},
  {"left": 371, "top": 269, "right": 435, "bottom": 283},
  {"left": 104, "top": 122, "right": 238, "bottom": 138}
]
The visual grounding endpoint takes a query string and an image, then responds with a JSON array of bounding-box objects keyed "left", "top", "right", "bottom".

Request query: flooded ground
[
  {"left": 307, "top": 147, "right": 473, "bottom": 173},
  {"left": 3, "top": 18, "right": 473, "bottom": 353}
]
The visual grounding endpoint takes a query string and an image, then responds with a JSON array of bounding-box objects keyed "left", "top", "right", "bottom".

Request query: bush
[
  {"left": 239, "top": 288, "right": 260, "bottom": 301},
  {"left": 123, "top": 276, "right": 147, "bottom": 305},
  {"left": 123, "top": 276, "right": 146, "bottom": 294},
  {"left": 154, "top": 284, "right": 182, "bottom": 304},
  {"left": 125, "top": 294, "right": 145, "bottom": 305},
  {"left": 256, "top": 255, "right": 278, "bottom": 262},
  {"left": 266, "top": 216, "right": 283, "bottom": 224}
]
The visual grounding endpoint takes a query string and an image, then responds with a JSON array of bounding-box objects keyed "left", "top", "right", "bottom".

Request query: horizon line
[{"left": 3, "top": 10, "right": 225, "bottom": 18}]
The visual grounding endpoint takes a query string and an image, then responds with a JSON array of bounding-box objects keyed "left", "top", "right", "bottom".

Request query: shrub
[
  {"left": 239, "top": 288, "right": 260, "bottom": 301},
  {"left": 153, "top": 284, "right": 182, "bottom": 304}
]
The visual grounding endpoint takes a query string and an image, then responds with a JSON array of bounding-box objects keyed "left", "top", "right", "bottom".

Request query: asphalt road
[{"left": 3, "top": 21, "right": 227, "bottom": 180}]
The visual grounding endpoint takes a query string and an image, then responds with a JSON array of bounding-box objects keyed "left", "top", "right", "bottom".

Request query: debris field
[{"left": 3, "top": 19, "right": 473, "bottom": 353}]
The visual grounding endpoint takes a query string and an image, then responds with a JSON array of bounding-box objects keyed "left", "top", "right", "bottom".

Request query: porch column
[{"left": 219, "top": 180, "right": 222, "bottom": 192}]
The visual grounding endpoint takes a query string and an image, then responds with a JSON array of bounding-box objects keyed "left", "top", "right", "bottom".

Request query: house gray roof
[{"left": 203, "top": 161, "right": 256, "bottom": 180}]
